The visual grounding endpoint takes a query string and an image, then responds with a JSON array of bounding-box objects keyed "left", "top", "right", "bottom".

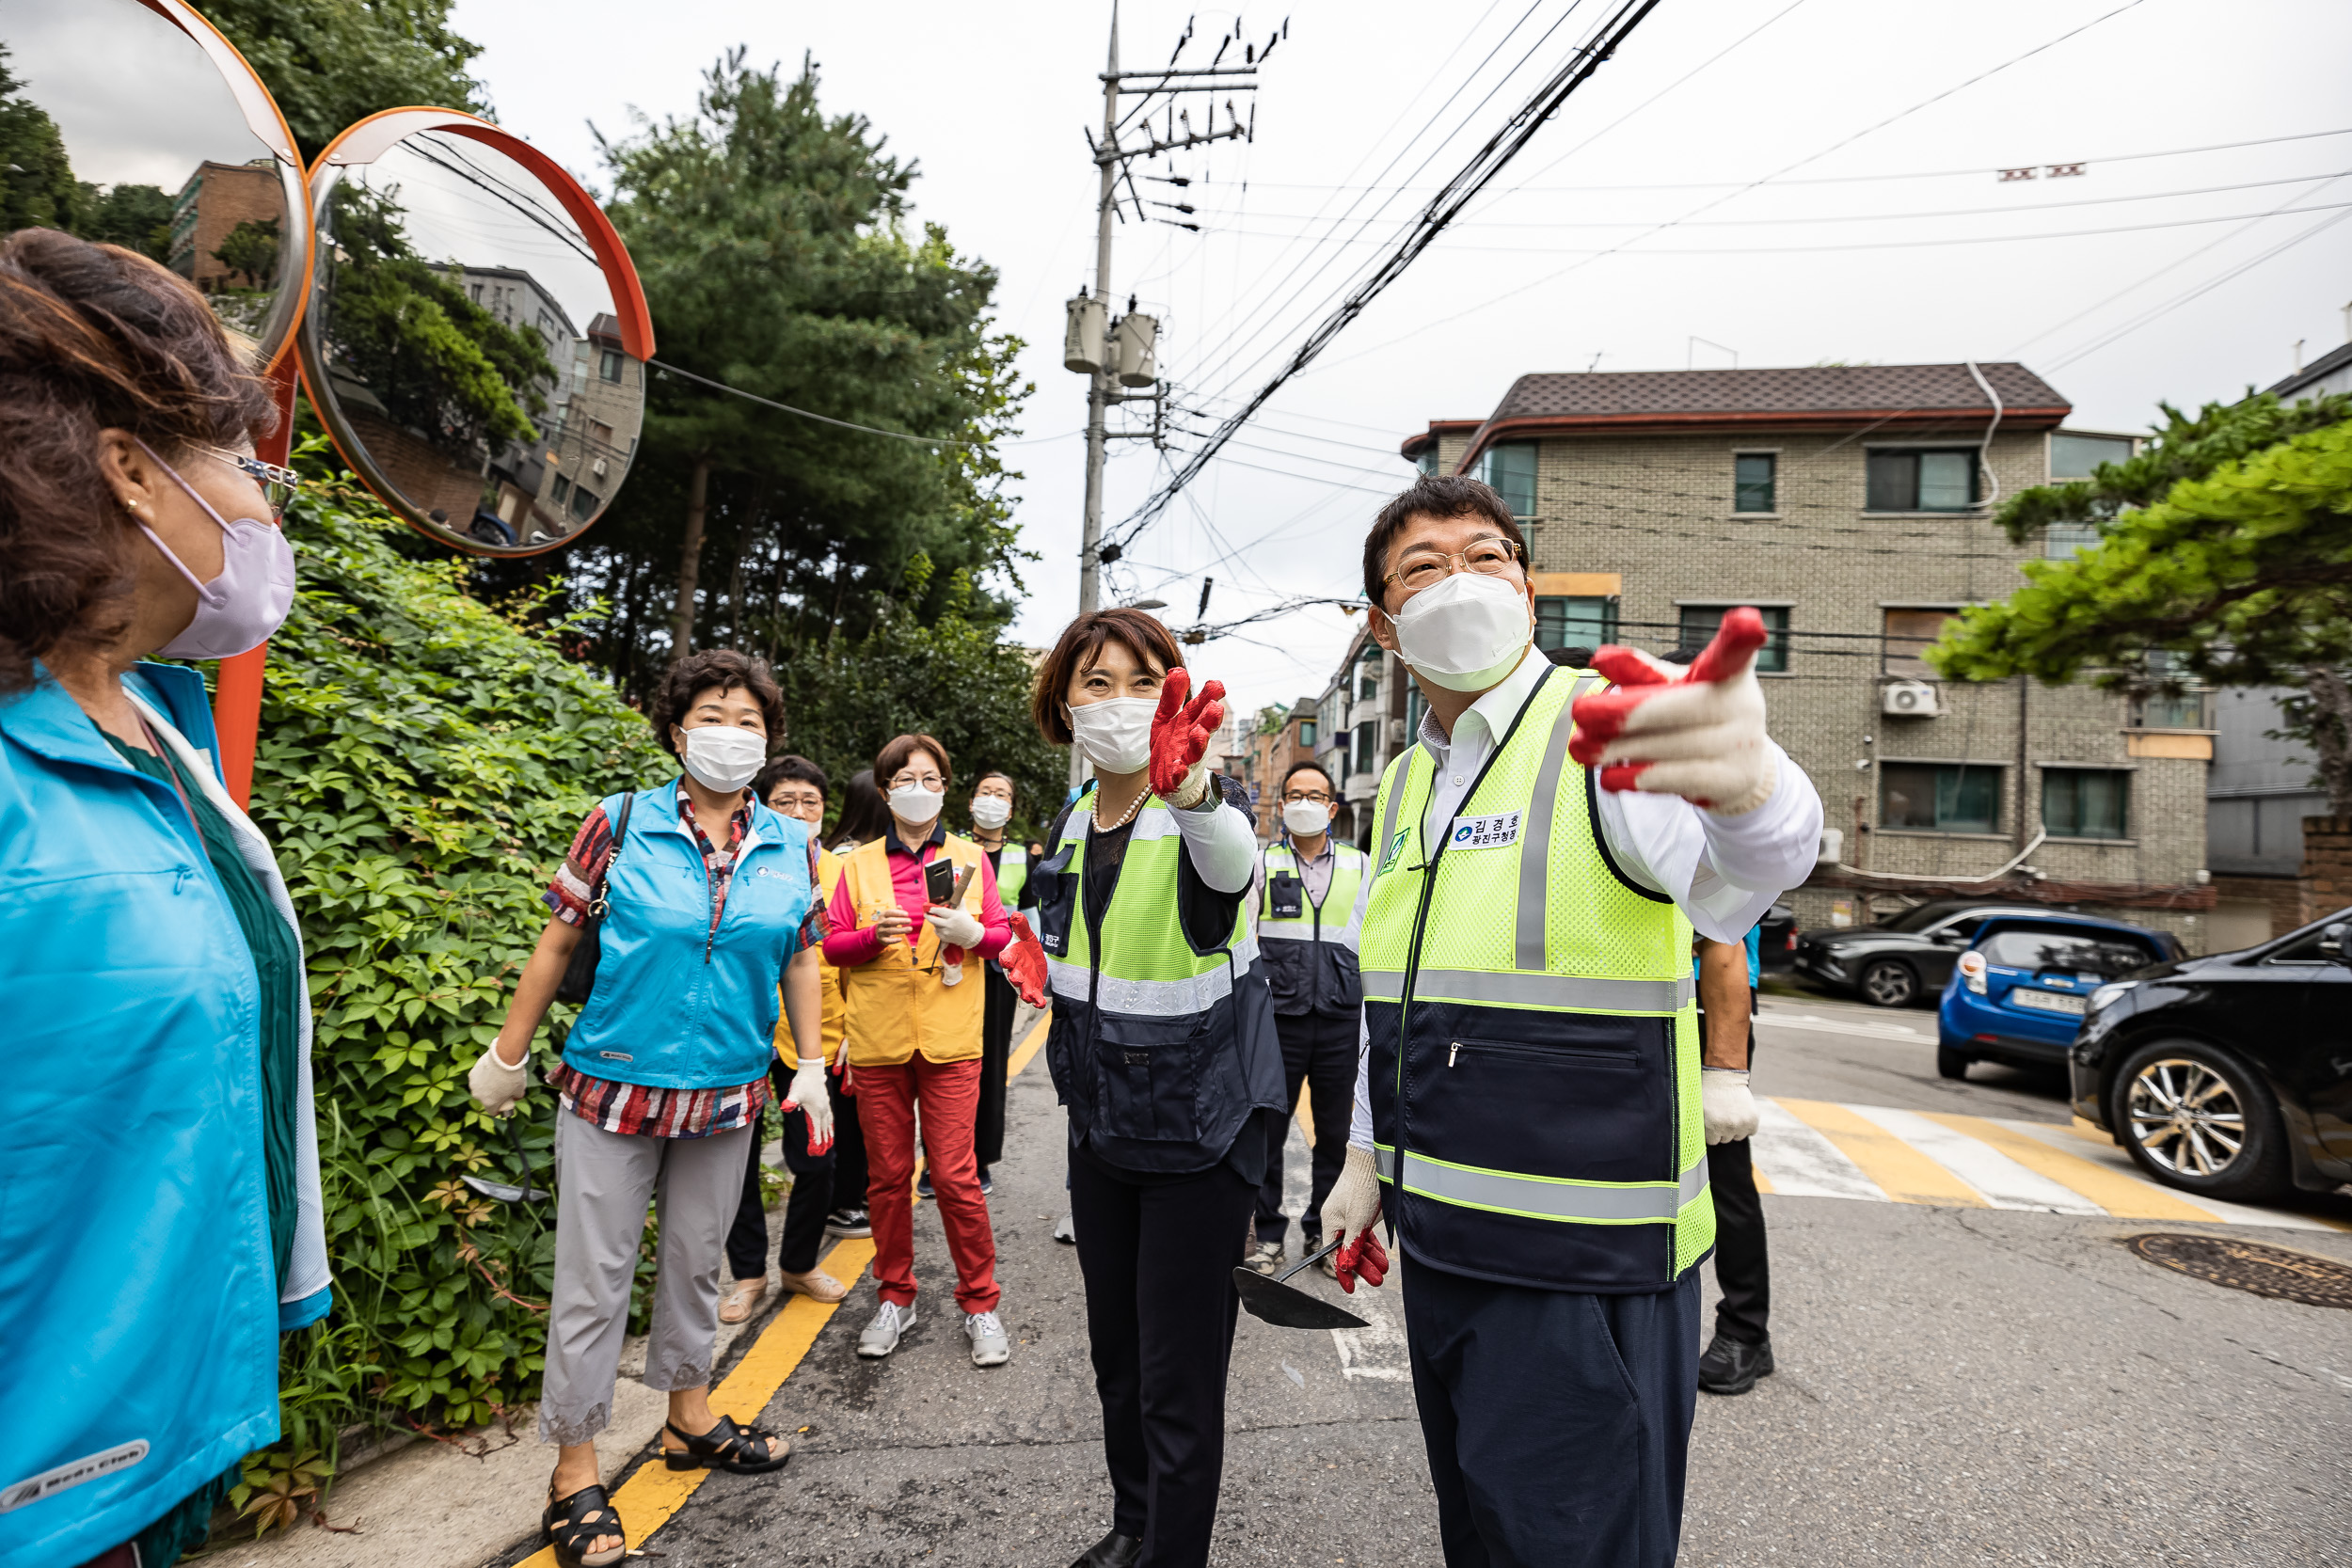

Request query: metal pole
[{"left": 1078, "top": 3, "right": 1119, "bottom": 620}]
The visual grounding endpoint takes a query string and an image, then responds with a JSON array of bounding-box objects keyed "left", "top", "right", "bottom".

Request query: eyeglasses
[
  {"left": 200, "top": 447, "right": 302, "bottom": 521},
  {"left": 1383, "top": 535, "right": 1521, "bottom": 594},
  {"left": 890, "top": 772, "right": 946, "bottom": 792},
  {"left": 1281, "top": 790, "right": 1334, "bottom": 805},
  {"left": 770, "top": 790, "right": 825, "bottom": 813}
]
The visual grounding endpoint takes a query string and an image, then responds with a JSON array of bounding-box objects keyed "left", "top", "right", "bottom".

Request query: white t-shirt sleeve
[
  {"left": 1350, "top": 1007, "right": 1375, "bottom": 1152},
  {"left": 1591, "top": 741, "right": 1823, "bottom": 944},
  {"left": 1172, "top": 793, "right": 1259, "bottom": 895}
]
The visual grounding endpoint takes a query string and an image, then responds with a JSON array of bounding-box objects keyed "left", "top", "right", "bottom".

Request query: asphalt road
[{"left": 562, "top": 983, "right": 2352, "bottom": 1567}]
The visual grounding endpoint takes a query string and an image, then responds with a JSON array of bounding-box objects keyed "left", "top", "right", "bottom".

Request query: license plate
[{"left": 2010, "top": 988, "right": 2087, "bottom": 1016}]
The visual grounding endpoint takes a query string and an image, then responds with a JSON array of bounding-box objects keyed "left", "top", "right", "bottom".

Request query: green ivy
[{"left": 246, "top": 469, "right": 666, "bottom": 1460}]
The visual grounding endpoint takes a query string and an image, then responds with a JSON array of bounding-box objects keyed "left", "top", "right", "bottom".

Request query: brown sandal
[{"left": 718, "top": 1276, "right": 769, "bottom": 1323}]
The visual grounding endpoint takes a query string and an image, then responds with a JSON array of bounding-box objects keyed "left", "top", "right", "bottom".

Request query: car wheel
[
  {"left": 2111, "top": 1039, "right": 2291, "bottom": 1204},
  {"left": 1936, "top": 1043, "right": 1971, "bottom": 1081},
  {"left": 1859, "top": 959, "right": 1917, "bottom": 1008}
]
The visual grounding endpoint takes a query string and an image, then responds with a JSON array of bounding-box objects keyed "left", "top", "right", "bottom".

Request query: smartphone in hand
[{"left": 924, "top": 857, "right": 955, "bottom": 906}]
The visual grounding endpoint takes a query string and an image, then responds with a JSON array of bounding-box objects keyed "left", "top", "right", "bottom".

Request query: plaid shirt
[{"left": 543, "top": 782, "right": 826, "bottom": 1138}]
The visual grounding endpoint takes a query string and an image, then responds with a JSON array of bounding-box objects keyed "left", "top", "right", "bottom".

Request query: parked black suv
[
  {"left": 1793, "top": 900, "right": 2065, "bottom": 1007},
  {"left": 2071, "top": 909, "right": 2352, "bottom": 1202}
]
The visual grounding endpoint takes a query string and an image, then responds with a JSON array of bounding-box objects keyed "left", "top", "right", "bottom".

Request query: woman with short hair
[
  {"left": 473, "top": 649, "right": 827, "bottom": 1568},
  {"left": 1025, "top": 609, "right": 1286, "bottom": 1568},
  {"left": 823, "top": 733, "right": 1014, "bottom": 1366},
  {"left": 0, "top": 229, "right": 329, "bottom": 1568}
]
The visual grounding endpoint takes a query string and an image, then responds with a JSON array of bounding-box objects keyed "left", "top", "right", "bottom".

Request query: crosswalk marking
[
  {"left": 1775, "top": 1098, "right": 1987, "bottom": 1208},
  {"left": 1749, "top": 1097, "right": 2346, "bottom": 1232}
]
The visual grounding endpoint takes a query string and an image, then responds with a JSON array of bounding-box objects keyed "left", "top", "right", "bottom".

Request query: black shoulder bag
[{"left": 555, "top": 792, "right": 634, "bottom": 1005}]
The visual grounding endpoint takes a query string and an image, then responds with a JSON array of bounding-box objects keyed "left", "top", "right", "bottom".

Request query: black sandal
[
  {"left": 660, "top": 1414, "right": 790, "bottom": 1474},
  {"left": 542, "top": 1481, "right": 626, "bottom": 1568}
]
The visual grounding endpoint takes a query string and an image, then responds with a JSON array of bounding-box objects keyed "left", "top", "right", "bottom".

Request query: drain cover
[{"left": 2125, "top": 1232, "right": 2352, "bottom": 1309}]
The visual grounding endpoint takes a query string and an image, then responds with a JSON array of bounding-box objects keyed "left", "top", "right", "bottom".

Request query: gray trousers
[{"left": 539, "top": 1114, "right": 753, "bottom": 1446}]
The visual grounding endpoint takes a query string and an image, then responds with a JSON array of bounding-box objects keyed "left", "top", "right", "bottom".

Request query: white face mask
[
  {"left": 970, "top": 795, "right": 1012, "bottom": 830},
  {"left": 1390, "top": 569, "right": 1532, "bottom": 691},
  {"left": 679, "top": 725, "right": 765, "bottom": 793},
  {"left": 1068, "top": 696, "right": 1156, "bottom": 774},
  {"left": 888, "top": 784, "right": 945, "bottom": 825},
  {"left": 1282, "top": 799, "right": 1331, "bottom": 837}
]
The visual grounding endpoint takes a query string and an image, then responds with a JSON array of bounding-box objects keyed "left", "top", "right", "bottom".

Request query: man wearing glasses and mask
[
  {"left": 1244, "top": 760, "right": 1371, "bottom": 1278},
  {"left": 1320, "top": 473, "right": 1821, "bottom": 1567}
]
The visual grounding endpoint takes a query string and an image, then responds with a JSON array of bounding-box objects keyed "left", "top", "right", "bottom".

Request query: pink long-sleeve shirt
[{"left": 822, "top": 827, "right": 1012, "bottom": 969}]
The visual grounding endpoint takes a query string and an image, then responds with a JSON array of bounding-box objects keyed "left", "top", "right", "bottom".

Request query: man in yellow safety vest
[{"left": 1321, "top": 473, "right": 1821, "bottom": 1568}]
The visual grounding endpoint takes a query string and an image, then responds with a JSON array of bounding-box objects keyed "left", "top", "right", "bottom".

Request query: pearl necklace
[{"left": 1092, "top": 784, "right": 1148, "bottom": 833}]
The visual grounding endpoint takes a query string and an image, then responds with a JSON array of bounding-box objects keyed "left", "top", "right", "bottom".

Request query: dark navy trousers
[{"left": 1402, "top": 1259, "right": 1702, "bottom": 1568}]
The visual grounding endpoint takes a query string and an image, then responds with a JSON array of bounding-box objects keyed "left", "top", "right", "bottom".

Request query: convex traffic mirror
[
  {"left": 0, "top": 0, "right": 309, "bottom": 371},
  {"left": 298, "top": 109, "right": 653, "bottom": 556}
]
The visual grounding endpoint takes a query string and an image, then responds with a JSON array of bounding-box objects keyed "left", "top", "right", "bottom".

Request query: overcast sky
[{"left": 453, "top": 0, "right": 2352, "bottom": 721}]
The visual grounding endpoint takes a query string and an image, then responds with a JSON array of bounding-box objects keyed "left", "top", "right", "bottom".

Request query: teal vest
[{"left": 1359, "top": 668, "right": 1710, "bottom": 1293}]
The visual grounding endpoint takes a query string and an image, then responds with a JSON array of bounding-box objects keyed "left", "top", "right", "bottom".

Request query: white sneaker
[
  {"left": 857, "top": 1300, "right": 914, "bottom": 1358},
  {"left": 964, "top": 1309, "right": 1011, "bottom": 1367}
]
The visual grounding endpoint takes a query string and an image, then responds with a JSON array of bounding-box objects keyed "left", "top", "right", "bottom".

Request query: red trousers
[{"left": 857, "top": 1053, "right": 1000, "bottom": 1314}]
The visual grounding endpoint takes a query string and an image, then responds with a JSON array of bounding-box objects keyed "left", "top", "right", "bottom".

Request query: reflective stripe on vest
[
  {"left": 1255, "top": 842, "right": 1365, "bottom": 952},
  {"left": 1359, "top": 665, "right": 1712, "bottom": 1289},
  {"left": 1374, "top": 1144, "right": 1709, "bottom": 1222}
]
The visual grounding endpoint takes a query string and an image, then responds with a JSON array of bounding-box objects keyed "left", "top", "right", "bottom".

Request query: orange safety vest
[
  {"left": 836, "top": 832, "right": 989, "bottom": 1066},
  {"left": 770, "top": 848, "right": 848, "bottom": 1067}
]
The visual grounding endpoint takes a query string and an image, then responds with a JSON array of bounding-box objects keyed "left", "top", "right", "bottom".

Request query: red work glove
[
  {"left": 1334, "top": 1228, "right": 1389, "bottom": 1294},
  {"left": 1568, "top": 607, "right": 1778, "bottom": 816},
  {"left": 1149, "top": 667, "right": 1226, "bottom": 807},
  {"left": 1002, "top": 911, "right": 1051, "bottom": 1007}
]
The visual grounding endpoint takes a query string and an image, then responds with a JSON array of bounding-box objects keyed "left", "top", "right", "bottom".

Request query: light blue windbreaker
[
  {"left": 562, "top": 783, "right": 816, "bottom": 1090},
  {"left": 0, "top": 663, "right": 328, "bottom": 1565}
]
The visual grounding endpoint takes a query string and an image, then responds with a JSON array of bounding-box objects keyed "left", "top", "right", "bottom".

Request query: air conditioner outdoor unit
[
  {"left": 590, "top": 457, "right": 609, "bottom": 478},
  {"left": 1882, "top": 680, "right": 1942, "bottom": 718},
  {"left": 1817, "top": 828, "right": 1844, "bottom": 864}
]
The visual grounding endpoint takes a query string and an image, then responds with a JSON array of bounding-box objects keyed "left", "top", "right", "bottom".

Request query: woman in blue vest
[
  {"left": 471, "top": 650, "right": 827, "bottom": 1568},
  {"left": 1025, "top": 609, "right": 1286, "bottom": 1568},
  {"left": 0, "top": 230, "right": 328, "bottom": 1568}
]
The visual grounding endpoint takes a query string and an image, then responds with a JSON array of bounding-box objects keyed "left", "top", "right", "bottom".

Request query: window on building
[
  {"left": 1355, "top": 720, "right": 1378, "bottom": 779},
  {"left": 2130, "top": 651, "right": 2206, "bottom": 729},
  {"left": 469, "top": 282, "right": 484, "bottom": 303},
  {"left": 2042, "top": 768, "right": 2128, "bottom": 839},
  {"left": 1356, "top": 646, "right": 1382, "bottom": 701},
  {"left": 1476, "top": 441, "right": 1538, "bottom": 522},
  {"left": 1883, "top": 608, "right": 1961, "bottom": 678},
  {"left": 550, "top": 474, "right": 572, "bottom": 505},
  {"left": 1733, "top": 452, "right": 1776, "bottom": 513},
  {"left": 1678, "top": 604, "right": 1789, "bottom": 672},
  {"left": 1415, "top": 448, "right": 1439, "bottom": 476},
  {"left": 1535, "top": 596, "right": 1617, "bottom": 656},
  {"left": 1867, "top": 449, "right": 1979, "bottom": 512},
  {"left": 600, "top": 348, "right": 625, "bottom": 383},
  {"left": 1405, "top": 681, "right": 1426, "bottom": 740},
  {"left": 590, "top": 419, "right": 614, "bottom": 449},
  {"left": 568, "top": 483, "right": 599, "bottom": 522},
  {"left": 1880, "top": 763, "right": 2000, "bottom": 834},
  {"left": 1296, "top": 718, "right": 1317, "bottom": 748},
  {"left": 2050, "top": 432, "right": 2133, "bottom": 480}
]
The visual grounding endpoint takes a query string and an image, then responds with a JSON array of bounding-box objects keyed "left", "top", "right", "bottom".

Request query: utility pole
[{"left": 1067, "top": 5, "right": 1270, "bottom": 618}]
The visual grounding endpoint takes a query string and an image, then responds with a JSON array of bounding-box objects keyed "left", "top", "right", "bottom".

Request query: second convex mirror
[
  {"left": 0, "top": 0, "right": 308, "bottom": 370},
  {"left": 298, "top": 109, "right": 653, "bottom": 556}
]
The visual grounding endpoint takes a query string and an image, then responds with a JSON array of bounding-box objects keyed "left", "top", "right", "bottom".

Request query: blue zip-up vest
[{"left": 562, "top": 782, "right": 816, "bottom": 1090}]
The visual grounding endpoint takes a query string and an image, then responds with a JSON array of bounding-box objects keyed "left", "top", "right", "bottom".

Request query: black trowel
[
  {"left": 461, "top": 1116, "right": 552, "bottom": 1206},
  {"left": 1232, "top": 1234, "right": 1370, "bottom": 1330}
]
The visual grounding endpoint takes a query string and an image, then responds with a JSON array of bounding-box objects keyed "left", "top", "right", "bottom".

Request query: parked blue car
[{"left": 1936, "top": 912, "right": 2183, "bottom": 1080}]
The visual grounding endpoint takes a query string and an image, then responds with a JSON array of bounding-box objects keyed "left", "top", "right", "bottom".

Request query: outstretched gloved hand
[
  {"left": 1322, "top": 1145, "right": 1391, "bottom": 1293},
  {"left": 784, "top": 1055, "right": 834, "bottom": 1154},
  {"left": 1001, "top": 911, "right": 1051, "bottom": 1007},
  {"left": 1569, "top": 606, "right": 1778, "bottom": 816},
  {"left": 1150, "top": 668, "right": 1226, "bottom": 809},
  {"left": 1701, "top": 1068, "right": 1759, "bottom": 1145}
]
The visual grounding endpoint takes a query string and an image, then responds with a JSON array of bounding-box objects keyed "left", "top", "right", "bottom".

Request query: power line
[
  {"left": 1110, "top": 0, "right": 1669, "bottom": 550},
  {"left": 648, "top": 358, "right": 985, "bottom": 446}
]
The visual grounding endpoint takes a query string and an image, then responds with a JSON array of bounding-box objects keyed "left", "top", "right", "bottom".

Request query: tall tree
[
  {"left": 1931, "top": 392, "right": 2352, "bottom": 812},
  {"left": 203, "top": 0, "right": 485, "bottom": 163}
]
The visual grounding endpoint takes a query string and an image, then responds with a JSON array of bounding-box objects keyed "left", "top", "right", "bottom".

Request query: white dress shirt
[{"left": 1348, "top": 647, "right": 1823, "bottom": 1150}]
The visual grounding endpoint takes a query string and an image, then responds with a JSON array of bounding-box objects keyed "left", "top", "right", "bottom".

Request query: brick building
[
  {"left": 1392, "top": 362, "right": 2218, "bottom": 949},
  {"left": 167, "top": 158, "right": 283, "bottom": 292}
]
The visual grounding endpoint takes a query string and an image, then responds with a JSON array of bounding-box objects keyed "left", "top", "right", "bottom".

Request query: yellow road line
[
  {"left": 1917, "top": 1111, "right": 2224, "bottom": 1223},
  {"left": 1775, "top": 1098, "right": 1987, "bottom": 1208},
  {"left": 520, "top": 1006, "right": 1056, "bottom": 1564},
  {"left": 1749, "top": 1165, "right": 1774, "bottom": 1196}
]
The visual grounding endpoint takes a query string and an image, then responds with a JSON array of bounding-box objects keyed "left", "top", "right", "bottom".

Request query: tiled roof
[
  {"left": 2268, "top": 340, "right": 2352, "bottom": 399},
  {"left": 1490, "top": 362, "right": 2068, "bottom": 422}
]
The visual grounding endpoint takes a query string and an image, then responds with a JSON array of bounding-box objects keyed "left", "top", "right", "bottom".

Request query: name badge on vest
[
  {"left": 1448, "top": 810, "right": 1522, "bottom": 850},
  {"left": 1268, "top": 873, "right": 1303, "bottom": 920}
]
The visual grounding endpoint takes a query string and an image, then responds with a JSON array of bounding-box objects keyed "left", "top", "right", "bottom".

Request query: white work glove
[
  {"left": 783, "top": 1056, "right": 834, "bottom": 1152},
  {"left": 469, "top": 1040, "right": 530, "bottom": 1117},
  {"left": 1701, "top": 1068, "right": 1759, "bottom": 1145},
  {"left": 1570, "top": 608, "right": 1778, "bottom": 817},
  {"left": 1322, "top": 1145, "right": 1391, "bottom": 1293},
  {"left": 926, "top": 904, "right": 984, "bottom": 949}
]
